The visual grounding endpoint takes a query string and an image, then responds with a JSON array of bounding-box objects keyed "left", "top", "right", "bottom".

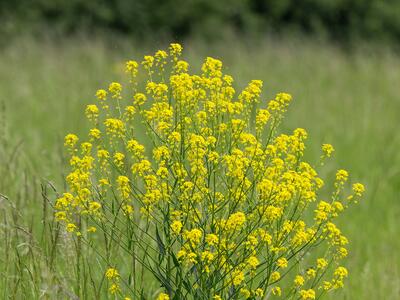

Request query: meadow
[{"left": 0, "top": 36, "right": 399, "bottom": 299}]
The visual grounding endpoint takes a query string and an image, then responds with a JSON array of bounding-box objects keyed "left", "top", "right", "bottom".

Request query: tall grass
[{"left": 0, "top": 35, "right": 399, "bottom": 299}]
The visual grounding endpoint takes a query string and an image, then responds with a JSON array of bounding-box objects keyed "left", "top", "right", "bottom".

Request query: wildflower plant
[{"left": 57, "top": 43, "right": 364, "bottom": 299}]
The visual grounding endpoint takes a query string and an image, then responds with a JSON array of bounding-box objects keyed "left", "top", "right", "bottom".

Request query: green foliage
[{"left": 2, "top": 0, "right": 400, "bottom": 43}]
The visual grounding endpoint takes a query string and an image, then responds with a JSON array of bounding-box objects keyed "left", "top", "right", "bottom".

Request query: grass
[{"left": 0, "top": 35, "right": 399, "bottom": 299}]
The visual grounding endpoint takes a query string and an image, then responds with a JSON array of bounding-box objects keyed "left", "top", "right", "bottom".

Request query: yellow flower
[
  {"left": 64, "top": 133, "right": 78, "bottom": 148},
  {"left": 133, "top": 93, "right": 147, "bottom": 105},
  {"left": 142, "top": 55, "right": 154, "bottom": 70},
  {"left": 187, "top": 252, "right": 198, "bottom": 264},
  {"left": 314, "top": 201, "right": 331, "bottom": 222},
  {"left": 55, "top": 211, "right": 67, "bottom": 221},
  {"left": 232, "top": 269, "right": 244, "bottom": 286},
  {"left": 322, "top": 281, "right": 332, "bottom": 290},
  {"left": 125, "top": 60, "right": 138, "bottom": 76},
  {"left": 334, "top": 266, "right": 348, "bottom": 279},
  {"left": 169, "top": 43, "right": 183, "bottom": 58},
  {"left": 96, "top": 89, "right": 107, "bottom": 100},
  {"left": 239, "top": 80, "right": 263, "bottom": 104},
  {"left": 201, "top": 251, "right": 214, "bottom": 265},
  {"left": 240, "top": 288, "right": 251, "bottom": 298},
  {"left": 256, "top": 109, "right": 271, "bottom": 131},
  {"left": 127, "top": 139, "right": 145, "bottom": 156},
  {"left": 321, "top": 143, "right": 334, "bottom": 157},
  {"left": 98, "top": 178, "right": 109, "bottom": 186},
  {"left": 89, "top": 128, "right": 101, "bottom": 140},
  {"left": 276, "top": 92, "right": 292, "bottom": 104},
  {"left": 294, "top": 275, "right": 305, "bottom": 287},
  {"left": 157, "top": 293, "right": 170, "bottom": 300},
  {"left": 299, "top": 289, "right": 315, "bottom": 300},
  {"left": 109, "top": 82, "right": 122, "bottom": 99},
  {"left": 155, "top": 50, "right": 168, "bottom": 70},
  {"left": 80, "top": 142, "right": 92, "bottom": 155},
  {"left": 168, "top": 131, "right": 181, "bottom": 143},
  {"left": 271, "top": 287, "right": 281, "bottom": 296},
  {"left": 97, "top": 149, "right": 109, "bottom": 159},
  {"left": 153, "top": 146, "right": 170, "bottom": 161},
  {"left": 155, "top": 50, "right": 168, "bottom": 60},
  {"left": 171, "top": 220, "right": 183, "bottom": 234},
  {"left": 89, "top": 201, "right": 101, "bottom": 212},
  {"left": 306, "top": 268, "right": 316, "bottom": 278},
  {"left": 247, "top": 256, "right": 259, "bottom": 269},
  {"left": 183, "top": 229, "right": 202, "bottom": 245},
  {"left": 271, "top": 271, "right": 281, "bottom": 282},
  {"left": 122, "top": 204, "right": 134, "bottom": 216},
  {"left": 337, "top": 247, "right": 348, "bottom": 258},
  {"left": 105, "top": 268, "right": 119, "bottom": 279},
  {"left": 131, "top": 159, "right": 152, "bottom": 176},
  {"left": 117, "top": 175, "right": 131, "bottom": 199},
  {"left": 268, "top": 92, "right": 292, "bottom": 113},
  {"left": 125, "top": 105, "right": 136, "bottom": 118},
  {"left": 254, "top": 288, "right": 264, "bottom": 297},
  {"left": 276, "top": 257, "right": 288, "bottom": 268},
  {"left": 109, "top": 283, "right": 120, "bottom": 294},
  {"left": 113, "top": 152, "right": 125, "bottom": 168},
  {"left": 336, "top": 169, "right": 349, "bottom": 182},
  {"left": 66, "top": 223, "right": 77, "bottom": 232},
  {"left": 177, "top": 249, "right": 187, "bottom": 260},
  {"left": 85, "top": 104, "right": 99, "bottom": 121},
  {"left": 317, "top": 258, "right": 328, "bottom": 269},
  {"left": 175, "top": 60, "right": 189, "bottom": 72},
  {"left": 104, "top": 118, "right": 125, "bottom": 137},
  {"left": 205, "top": 234, "right": 219, "bottom": 246},
  {"left": 352, "top": 183, "right": 365, "bottom": 196},
  {"left": 225, "top": 212, "right": 246, "bottom": 231},
  {"left": 87, "top": 226, "right": 97, "bottom": 233},
  {"left": 88, "top": 200, "right": 100, "bottom": 210}
]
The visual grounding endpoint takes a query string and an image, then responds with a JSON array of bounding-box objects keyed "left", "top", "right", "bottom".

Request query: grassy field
[{"left": 0, "top": 36, "right": 399, "bottom": 299}]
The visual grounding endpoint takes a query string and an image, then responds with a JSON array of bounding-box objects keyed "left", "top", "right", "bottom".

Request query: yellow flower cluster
[
  {"left": 56, "top": 43, "right": 364, "bottom": 299},
  {"left": 157, "top": 293, "right": 170, "bottom": 300},
  {"left": 105, "top": 268, "right": 120, "bottom": 294}
]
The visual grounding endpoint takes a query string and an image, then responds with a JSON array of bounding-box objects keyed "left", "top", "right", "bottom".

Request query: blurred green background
[
  {"left": 3, "top": 0, "right": 400, "bottom": 44},
  {"left": 0, "top": 1, "right": 399, "bottom": 299}
]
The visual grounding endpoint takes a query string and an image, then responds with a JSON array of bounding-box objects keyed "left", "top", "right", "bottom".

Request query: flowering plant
[{"left": 57, "top": 43, "right": 364, "bottom": 300}]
